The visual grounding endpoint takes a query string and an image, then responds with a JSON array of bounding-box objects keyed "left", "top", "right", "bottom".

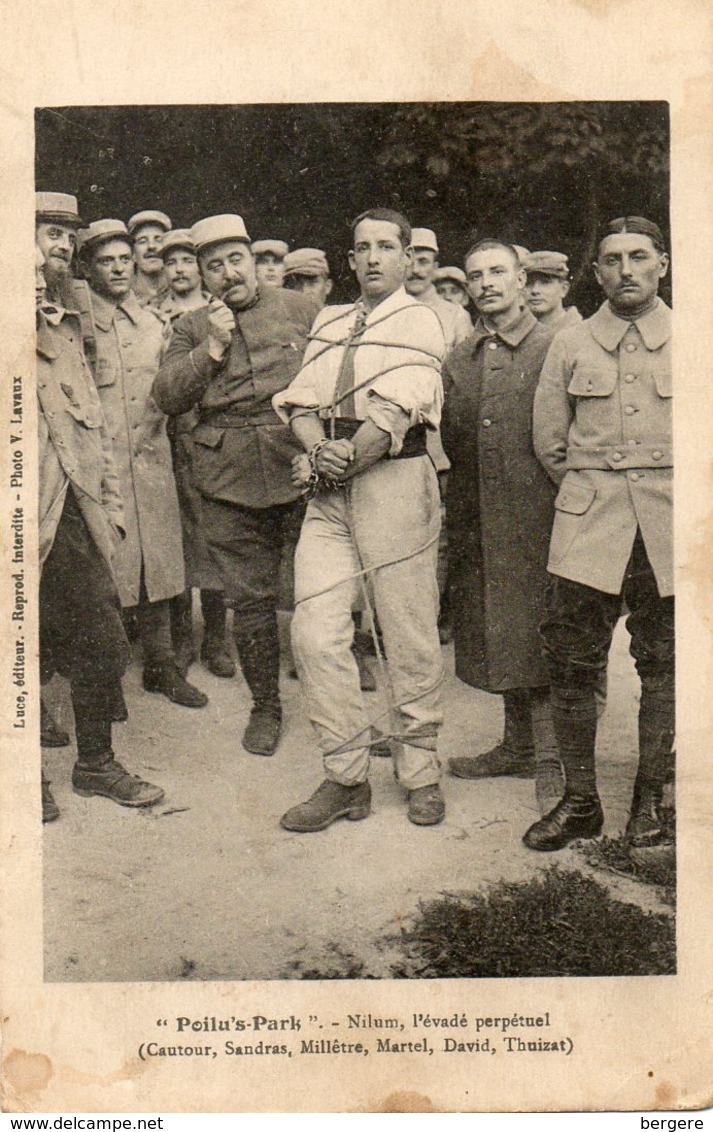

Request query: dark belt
[
  {"left": 200, "top": 407, "right": 282, "bottom": 429},
  {"left": 332, "top": 418, "right": 428, "bottom": 459}
]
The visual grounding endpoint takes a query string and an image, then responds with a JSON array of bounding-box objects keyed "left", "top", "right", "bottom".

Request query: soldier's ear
[
  {"left": 324, "top": 278, "right": 334, "bottom": 298},
  {"left": 658, "top": 252, "right": 670, "bottom": 279},
  {"left": 347, "top": 250, "right": 356, "bottom": 273},
  {"left": 592, "top": 261, "right": 602, "bottom": 287}
]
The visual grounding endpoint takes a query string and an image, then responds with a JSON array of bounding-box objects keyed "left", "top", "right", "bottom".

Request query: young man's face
[
  {"left": 85, "top": 239, "right": 134, "bottom": 300},
  {"left": 594, "top": 233, "right": 668, "bottom": 313},
  {"left": 284, "top": 272, "right": 333, "bottom": 308},
  {"left": 435, "top": 279, "right": 469, "bottom": 307},
  {"left": 255, "top": 252, "right": 285, "bottom": 289},
  {"left": 349, "top": 219, "right": 409, "bottom": 306},
  {"left": 405, "top": 248, "right": 438, "bottom": 297},
  {"left": 199, "top": 240, "right": 258, "bottom": 308},
  {"left": 525, "top": 273, "right": 569, "bottom": 318},
  {"left": 164, "top": 249, "right": 201, "bottom": 296},
  {"left": 133, "top": 223, "right": 166, "bottom": 276},
  {"left": 465, "top": 246, "right": 524, "bottom": 318}
]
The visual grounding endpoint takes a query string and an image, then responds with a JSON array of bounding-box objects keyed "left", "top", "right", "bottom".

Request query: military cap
[
  {"left": 410, "top": 227, "right": 439, "bottom": 253},
  {"left": 512, "top": 244, "right": 531, "bottom": 266},
  {"left": 251, "top": 239, "right": 289, "bottom": 259},
  {"left": 159, "top": 229, "right": 196, "bottom": 259},
  {"left": 127, "top": 210, "right": 172, "bottom": 235},
  {"left": 599, "top": 216, "right": 666, "bottom": 253},
  {"left": 191, "top": 214, "right": 251, "bottom": 253},
  {"left": 76, "top": 219, "right": 132, "bottom": 256},
  {"left": 524, "top": 251, "right": 570, "bottom": 279},
  {"left": 35, "top": 191, "right": 83, "bottom": 227},
  {"left": 283, "top": 248, "right": 329, "bottom": 278},
  {"left": 434, "top": 265, "right": 466, "bottom": 286}
]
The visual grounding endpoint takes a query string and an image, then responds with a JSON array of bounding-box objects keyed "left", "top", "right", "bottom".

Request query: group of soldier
[{"left": 35, "top": 190, "right": 674, "bottom": 855}]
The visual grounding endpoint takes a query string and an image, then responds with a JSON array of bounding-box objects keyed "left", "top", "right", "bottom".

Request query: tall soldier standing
[{"left": 526, "top": 216, "right": 674, "bottom": 851}]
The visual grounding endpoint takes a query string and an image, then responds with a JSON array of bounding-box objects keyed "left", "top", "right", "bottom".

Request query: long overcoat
[
  {"left": 89, "top": 289, "right": 185, "bottom": 607},
  {"left": 441, "top": 308, "right": 556, "bottom": 692}
]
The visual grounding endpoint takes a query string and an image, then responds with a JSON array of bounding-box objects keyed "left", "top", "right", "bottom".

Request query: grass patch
[
  {"left": 574, "top": 834, "right": 676, "bottom": 907},
  {"left": 390, "top": 866, "right": 675, "bottom": 978},
  {"left": 284, "top": 943, "right": 373, "bottom": 980}
]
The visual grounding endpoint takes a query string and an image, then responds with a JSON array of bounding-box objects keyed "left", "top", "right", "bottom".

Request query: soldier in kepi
[
  {"left": 128, "top": 209, "right": 172, "bottom": 308},
  {"left": 153, "top": 215, "right": 316, "bottom": 757},
  {"left": 526, "top": 216, "right": 674, "bottom": 851},
  {"left": 157, "top": 230, "right": 235, "bottom": 680},
  {"left": 251, "top": 239, "right": 289, "bottom": 290},
  {"left": 76, "top": 219, "right": 209, "bottom": 710},
  {"left": 35, "top": 237, "right": 165, "bottom": 820},
  {"left": 524, "top": 251, "right": 582, "bottom": 333}
]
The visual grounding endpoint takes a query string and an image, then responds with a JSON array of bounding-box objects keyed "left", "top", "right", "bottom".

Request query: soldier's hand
[
  {"left": 207, "top": 297, "right": 235, "bottom": 359},
  {"left": 316, "top": 439, "right": 355, "bottom": 479},
  {"left": 291, "top": 453, "right": 312, "bottom": 488}
]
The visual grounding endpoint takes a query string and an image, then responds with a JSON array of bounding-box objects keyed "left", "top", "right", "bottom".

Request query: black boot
[
  {"left": 626, "top": 683, "right": 675, "bottom": 847},
  {"left": 450, "top": 689, "right": 535, "bottom": 778},
  {"left": 40, "top": 698, "right": 70, "bottom": 747},
  {"left": 70, "top": 682, "right": 164, "bottom": 807},
  {"left": 42, "top": 774, "right": 60, "bottom": 822},
  {"left": 626, "top": 778, "right": 665, "bottom": 847},
  {"left": 170, "top": 590, "right": 197, "bottom": 677},
  {"left": 200, "top": 589, "right": 236, "bottom": 678},
  {"left": 523, "top": 684, "right": 601, "bottom": 851},
  {"left": 234, "top": 605, "right": 282, "bottom": 756}
]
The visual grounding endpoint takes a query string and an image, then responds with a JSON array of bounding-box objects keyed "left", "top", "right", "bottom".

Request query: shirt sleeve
[
  {"left": 365, "top": 306, "right": 445, "bottom": 440},
  {"left": 533, "top": 333, "right": 575, "bottom": 485}
]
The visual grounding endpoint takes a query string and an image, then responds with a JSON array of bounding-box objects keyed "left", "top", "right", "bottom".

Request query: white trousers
[{"left": 291, "top": 457, "right": 444, "bottom": 789}]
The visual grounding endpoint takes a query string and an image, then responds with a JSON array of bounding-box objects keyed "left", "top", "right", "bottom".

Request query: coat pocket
[
  {"left": 567, "top": 367, "right": 617, "bottom": 398},
  {"left": 653, "top": 369, "right": 672, "bottom": 398},
  {"left": 549, "top": 479, "right": 597, "bottom": 566}
]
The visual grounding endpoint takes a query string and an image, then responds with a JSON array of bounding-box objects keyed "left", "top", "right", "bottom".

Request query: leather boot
[
  {"left": 449, "top": 689, "right": 535, "bottom": 779},
  {"left": 143, "top": 660, "right": 209, "bottom": 708},
  {"left": 170, "top": 590, "right": 197, "bottom": 677},
  {"left": 280, "top": 779, "right": 371, "bottom": 832},
  {"left": 234, "top": 605, "right": 282, "bottom": 756},
  {"left": 523, "top": 793, "right": 604, "bottom": 851},
  {"left": 200, "top": 590, "right": 235, "bottom": 678},
  {"left": 70, "top": 682, "right": 164, "bottom": 807},
  {"left": 42, "top": 774, "right": 60, "bottom": 822},
  {"left": 530, "top": 688, "right": 564, "bottom": 814},
  {"left": 40, "top": 698, "right": 70, "bottom": 748},
  {"left": 626, "top": 778, "right": 666, "bottom": 847}
]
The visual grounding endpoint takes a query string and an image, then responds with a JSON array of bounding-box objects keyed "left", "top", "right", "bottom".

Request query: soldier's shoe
[
  {"left": 40, "top": 701, "right": 70, "bottom": 748},
  {"left": 242, "top": 706, "right": 282, "bottom": 756},
  {"left": 625, "top": 784, "right": 666, "bottom": 848},
  {"left": 201, "top": 638, "right": 236, "bottom": 679},
  {"left": 143, "top": 661, "right": 209, "bottom": 708},
  {"left": 280, "top": 779, "right": 371, "bottom": 832},
  {"left": 41, "top": 776, "right": 60, "bottom": 823},
  {"left": 449, "top": 743, "right": 536, "bottom": 780},
  {"left": 407, "top": 784, "right": 445, "bottom": 826},
  {"left": 72, "top": 758, "right": 165, "bottom": 807},
  {"left": 523, "top": 794, "right": 603, "bottom": 852}
]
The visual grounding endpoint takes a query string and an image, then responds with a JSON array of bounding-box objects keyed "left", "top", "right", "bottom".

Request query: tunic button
[
  {"left": 652, "top": 450, "right": 663, "bottom": 460},
  {"left": 612, "top": 452, "right": 623, "bottom": 461},
  {"left": 482, "top": 418, "right": 492, "bottom": 428},
  {"left": 625, "top": 343, "right": 637, "bottom": 352},
  {"left": 488, "top": 341, "right": 498, "bottom": 350},
  {"left": 625, "top": 405, "right": 636, "bottom": 415},
  {"left": 630, "top": 472, "right": 640, "bottom": 482},
  {"left": 624, "top": 374, "right": 636, "bottom": 383}
]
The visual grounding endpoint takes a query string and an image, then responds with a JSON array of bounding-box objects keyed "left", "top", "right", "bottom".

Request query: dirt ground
[{"left": 42, "top": 617, "right": 670, "bottom": 983}]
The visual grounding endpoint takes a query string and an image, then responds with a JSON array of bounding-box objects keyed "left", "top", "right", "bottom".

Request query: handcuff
[{"left": 302, "top": 437, "right": 354, "bottom": 499}]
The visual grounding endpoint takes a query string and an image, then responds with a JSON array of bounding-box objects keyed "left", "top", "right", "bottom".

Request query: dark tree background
[{"left": 36, "top": 102, "right": 670, "bottom": 314}]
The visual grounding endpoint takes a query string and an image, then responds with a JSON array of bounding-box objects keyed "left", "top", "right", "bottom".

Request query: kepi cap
[
  {"left": 512, "top": 245, "right": 531, "bottom": 266},
  {"left": 127, "top": 210, "right": 172, "bottom": 235},
  {"left": 76, "top": 219, "right": 131, "bottom": 256},
  {"left": 191, "top": 214, "right": 251, "bottom": 253},
  {"left": 160, "top": 229, "right": 196, "bottom": 259},
  {"left": 251, "top": 239, "right": 289, "bottom": 259},
  {"left": 283, "top": 248, "right": 329, "bottom": 278},
  {"left": 36, "top": 191, "right": 83, "bottom": 227},
  {"left": 434, "top": 265, "right": 466, "bottom": 286},
  {"left": 524, "top": 251, "right": 570, "bottom": 279},
  {"left": 410, "top": 227, "right": 439, "bottom": 253}
]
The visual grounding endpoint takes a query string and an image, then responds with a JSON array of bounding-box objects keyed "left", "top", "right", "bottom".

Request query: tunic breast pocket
[
  {"left": 93, "top": 357, "right": 118, "bottom": 388},
  {"left": 64, "top": 399, "right": 102, "bottom": 430},
  {"left": 653, "top": 369, "right": 672, "bottom": 398},
  {"left": 566, "top": 368, "right": 617, "bottom": 398}
]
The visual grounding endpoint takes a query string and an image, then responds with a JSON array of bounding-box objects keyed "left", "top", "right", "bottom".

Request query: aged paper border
[{"left": 1, "top": 0, "right": 712, "bottom": 1113}]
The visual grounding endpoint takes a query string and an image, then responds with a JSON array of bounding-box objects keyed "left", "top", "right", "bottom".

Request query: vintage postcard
[{"left": 1, "top": 0, "right": 712, "bottom": 1114}]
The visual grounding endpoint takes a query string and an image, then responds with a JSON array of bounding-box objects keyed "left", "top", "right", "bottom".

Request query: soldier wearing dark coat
[{"left": 441, "top": 239, "right": 562, "bottom": 810}]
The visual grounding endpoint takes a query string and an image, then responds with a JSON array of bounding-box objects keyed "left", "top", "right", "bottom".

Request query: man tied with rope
[{"left": 272, "top": 208, "right": 448, "bottom": 832}]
